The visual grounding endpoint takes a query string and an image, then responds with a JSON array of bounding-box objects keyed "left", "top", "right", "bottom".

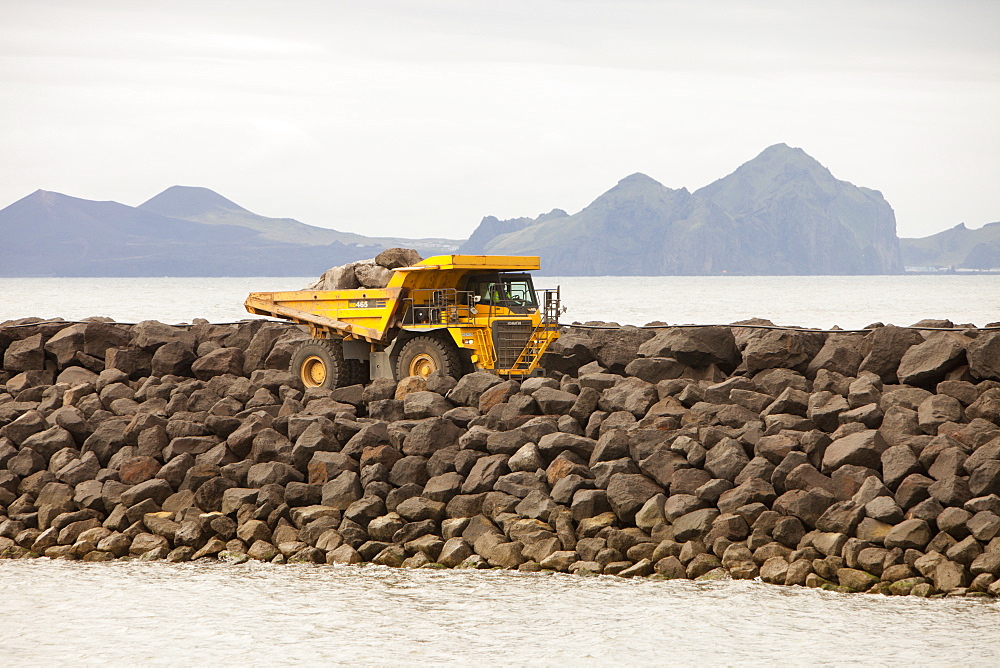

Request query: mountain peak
[
  {"left": 139, "top": 185, "right": 250, "bottom": 219},
  {"left": 19, "top": 189, "right": 101, "bottom": 209},
  {"left": 599, "top": 173, "right": 675, "bottom": 202},
  {"left": 753, "top": 143, "right": 824, "bottom": 169},
  {"left": 617, "top": 172, "right": 663, "bottom": 188},
  {"left": 29, "top": 189, "right": 60, "bottom": 205},
  {"left": 695, "top": 142, "right": 838, "bottom": 207},
  {"left": 759, "top": 142, "right": 797, "bottom": 154}
]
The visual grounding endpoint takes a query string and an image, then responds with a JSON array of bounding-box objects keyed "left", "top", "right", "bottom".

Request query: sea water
[
  {"left": 1, "top": 274, "right": 998, "bottom": 329},
  {"left": 0, "top": 560, "right": 998, "bottom": 666}
]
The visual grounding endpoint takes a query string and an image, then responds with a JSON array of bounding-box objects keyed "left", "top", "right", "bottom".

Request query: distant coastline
[{"left": 903, "top": 267, "right": 1000, "bottom": 275}]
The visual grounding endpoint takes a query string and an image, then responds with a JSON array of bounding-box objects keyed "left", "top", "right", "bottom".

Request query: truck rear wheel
[
  {"left": 395, "top": 335, "right": 462, "bottom": 380},
  {"left": 341, "top": 358, "right": 370, "bottom": 386},
  {"left": 290, "top": 340, "right": 345, "bottom": 389}
]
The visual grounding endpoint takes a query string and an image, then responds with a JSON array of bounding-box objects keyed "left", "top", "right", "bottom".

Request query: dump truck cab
[{"left": 244, "top": 255, "right": 561, "bottom": 389}]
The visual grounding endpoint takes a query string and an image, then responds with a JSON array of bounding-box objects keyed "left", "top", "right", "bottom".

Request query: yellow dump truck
[{"left": 244, "top": 255, "right": 562, "bottom": 388}]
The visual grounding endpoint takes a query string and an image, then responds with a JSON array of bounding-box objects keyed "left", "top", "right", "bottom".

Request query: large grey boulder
[
  {"left": 447, "top": 372, "right": 504, "bottom": 407},
  {"left": 309, "top": 264, "right": 360, "bottom": 291},
  {"left": 130, "top": 320, "right": 196, "bottom": 351},
  {"left": 3, "top": 333, "right": 45, "bottom": 372},
  {"left": 858, "top": 325, "right": 926, "bottom": 383},
  {"left": 588, "top": 326, "right": 656, "bottom": 374},
  {"left": 43, "top": 324, "right": 87, "bottom": 368},
  {"left": 194, "top": 476, "right": 238, "bottom": 512},
  {"left": 704, "top": 439, "right": 750, "bottom": 482},
  {"left": 44, "top": 322, "right": 130, "bottom": 367},
  {"left": 896, "top": 332, "right": 969, "bottom": 387},
  {"left": 637, "top": 327, "right": 740, "bottom": 370},
  {"left": 740, "top": 328, "right": 826, "bottom": 373},
  {"left": 402, "top": 417, "right": 462, "bottom": 457},
  {"left": 321, "top": 471, "right": 363, "bottom": 509},
  {"left": 772, "top": 488, "right": 837, "bottom": 528},
  {"left": 247, "top": 461, "right": 303, "bottom": 487},
  {"left": 461, "top": 454, "right": 509, "bottom": 494},
  {"left": 536, "top": 432, "right": 596, "bottom": 461},
  {"left": 120, "top": 478, "right": 173, "bottom": 508},
  {"left": 606, "top": 473, "right": 664, "bottom": 524},
  {"left": 151, "top": 341, "right": 196, "bottom": 377},
  {"left": 880, "top": 445, "right": 920, "bottom": 489},
  {"left": 672, "top": 508, "right": 720, "bottom": 542},
  {"left": 967, "top": 331, "right": 1000, "bottom": 381},
  {"left": 966, "top": 388, "right": 1000, "bottom": 424},
  {"left": 353, "top": 260, "right": 394, "bottom": 289},
  {"left": 917, "top": 394, "right": 962, "bottom": 434},
  {"left": 883, "top": 518, "right": 932, "bottom": 550},
  {"left": 970, "top": 461, "right": 1000, "bottom": 497},
  {"left": 375, "top": 248, "right": 422, "bottom": 269},
  {"left": 599, "top": 378, "right": 658, "bottom": 418},
  {"left": 532, "top": 387, "right": 578, "bottom": 415},
  {"left": 403, "top": 392, "right": 454, "bottom": 420},
  {"left": 807, "top": 392, "right": 850, "bottom": 432},
  {"left": 806, "top": 334, "right": 864, "bottom": 378},
  {"left": 821, "top": 430, "right": 887, "bottom": 473}
]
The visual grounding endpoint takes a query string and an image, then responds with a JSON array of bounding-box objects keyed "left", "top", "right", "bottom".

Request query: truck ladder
[
  {"left": 473, "top": 327, "right": 497, "bottom": 368},
  {"left": 507, "top": 325, "right": 558, "bottom": 375}
]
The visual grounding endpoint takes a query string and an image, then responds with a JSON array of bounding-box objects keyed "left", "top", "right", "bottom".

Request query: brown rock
[
  {"left": 966, "top": 388, "right": 1000, "bottom": 424},
  {"left": 119, "top": 456, "right": 161, "bottom": 485},
  {"left": 807, "top": 335, "right": 864, "bottom": 378},
  {"left": 606, "top": 473, "right": 664, "bottom": 524},
  {"left": 859, "top": 326, "right": 924, "bottom": 383},
  {"left": 896, "top": 332, "right": 969, "bottom": 387},
  {"left": 837, "top": 567, "right": 879, "bottom": 592},
  {"left": 880, "top": 445, "right": 920, "bottom": 490},
  {"left": 637, "top": 327, "right": 740, "bottom": 371},
  {"left": 884, "top": 518, "right": 932, "bottom": 550},
  {"left": 673, "top": 508, "right": 720, "bottom": 542},
  {"left": 321, "top": 471, "right": 363, "bottom": 510},
  {"left": 461, "top": 454, "right": 509, "bottom": 494},
  {"left": 821, "top": 430, "right": 886, "bottom": 473},
  {"left": 917, "top": 394, "right": 963, "bottom": 434},
  {"left": 966, "top": 331, "right": 1000, "bottom": 381},
  {"left": 773, "top": 488, "right": 837, "bottom": 528}
]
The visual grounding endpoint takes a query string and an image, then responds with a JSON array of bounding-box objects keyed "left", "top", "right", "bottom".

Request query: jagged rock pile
[
  {"left": 308, "top": 248, "right": 422, "bottom": 291},
  {"left": 2, "top": 315, "right": 1000, "bottom": 600}
]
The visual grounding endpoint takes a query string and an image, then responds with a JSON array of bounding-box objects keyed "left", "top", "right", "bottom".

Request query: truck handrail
[{"left": 400, "top": 288, "right": 477, "bottom": 327}]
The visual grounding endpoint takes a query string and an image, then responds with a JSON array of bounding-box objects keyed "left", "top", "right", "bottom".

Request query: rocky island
[{"left": 1, "top": 316, "right": 999, "bottom": 599}]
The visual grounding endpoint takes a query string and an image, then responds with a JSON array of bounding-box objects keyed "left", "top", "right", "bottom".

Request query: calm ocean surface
[
  {"left": 1, "top": 274, "right": 998, "bottom": 329},
  {"left": 2, "top": 274, "right": 999, "bottom": 665}
]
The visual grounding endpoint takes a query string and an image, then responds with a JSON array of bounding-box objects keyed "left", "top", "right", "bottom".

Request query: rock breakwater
[{"left": 2, "top": 316, "right": 1000, "bottom": 599}]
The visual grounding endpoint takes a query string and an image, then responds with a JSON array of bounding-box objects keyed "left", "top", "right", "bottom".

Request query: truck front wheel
[
  {"left": 290, "top": 340, "right": 345, "bottom": 389},
  {"left": 395, "top": 335, "right": 462, "bottom": 380}
]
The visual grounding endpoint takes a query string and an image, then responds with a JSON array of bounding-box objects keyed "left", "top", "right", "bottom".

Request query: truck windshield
[{"left": 466, "top": 272, "right": 537, "bottom": 311}]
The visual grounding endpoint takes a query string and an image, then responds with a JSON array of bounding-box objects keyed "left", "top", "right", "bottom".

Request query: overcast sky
[{"left": 2, "top": 0, "right": 998, "bottom": 240}]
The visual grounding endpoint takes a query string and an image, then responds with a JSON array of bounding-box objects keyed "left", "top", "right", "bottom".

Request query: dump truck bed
[{"left": 244, "top": 287, "right": 404, "bottom": 342}]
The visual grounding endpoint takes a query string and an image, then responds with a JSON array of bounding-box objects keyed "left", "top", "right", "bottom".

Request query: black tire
[
  {"left": 341, "top": 358, "right": 370, "bottom": 386},
  {"left": 289, "top": 340, "right": 344, "bottom": 389},
  {"left": 395, "top": 335, "right": 462, "bottom": 380}
]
